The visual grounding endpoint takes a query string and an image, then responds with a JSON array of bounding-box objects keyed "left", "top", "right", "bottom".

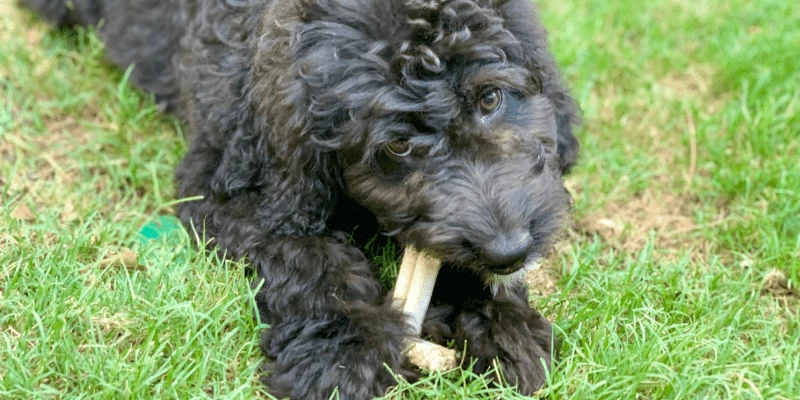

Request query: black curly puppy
[{"left": 22, "top": 0, "right": 580, "bottom": 398}]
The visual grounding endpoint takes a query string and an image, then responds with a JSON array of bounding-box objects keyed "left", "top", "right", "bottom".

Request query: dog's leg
[
  {"left": 455, "top": 286, "right": 555, "bottom": 395},
  {"left": 424, "top": 268, "right": 555, "bottom": 395},
  {"left": 175, "top": 185, "right": 415, "bottom": 399},
  {"left": 251, "top": 234, "right": 416, "bottom": 400},
  {"left": 181, "top": 215, "right": 415, "bottom": 399}
]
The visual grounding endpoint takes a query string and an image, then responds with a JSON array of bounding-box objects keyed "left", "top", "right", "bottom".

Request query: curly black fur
[{"left": 21, "top": 0, "right": 580, "bottom": 398}]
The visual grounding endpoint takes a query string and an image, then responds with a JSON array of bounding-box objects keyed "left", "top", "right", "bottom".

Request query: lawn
[{"left": 1, "top": 0, "right": 798, "bottom": 399}]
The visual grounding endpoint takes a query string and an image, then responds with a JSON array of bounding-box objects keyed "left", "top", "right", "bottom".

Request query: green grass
[{"left": 1, "top": 0, "right": 798, "bottom": 398}]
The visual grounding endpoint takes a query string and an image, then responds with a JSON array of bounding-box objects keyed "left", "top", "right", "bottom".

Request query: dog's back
[
  {"left": 21, "top": 0, "right": 197, "bottom": 110},
  {"left": 20, "top": 0, "right": 102, "bottom": 26}
]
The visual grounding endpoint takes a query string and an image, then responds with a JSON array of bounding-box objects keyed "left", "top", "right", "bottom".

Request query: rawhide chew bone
[{"left": 392, "top": 246, "right": 458, "bottom": 371}]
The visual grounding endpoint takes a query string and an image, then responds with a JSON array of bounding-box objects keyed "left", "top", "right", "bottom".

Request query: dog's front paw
[
  {"left": 454, "top": 293, "right": 556, "bottom": 395},
  {"left": 260, "top": 309, "right": 416, "bottom": 400}
]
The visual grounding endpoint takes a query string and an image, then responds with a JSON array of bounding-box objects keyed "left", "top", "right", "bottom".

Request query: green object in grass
[{"left": 138, "top": 215, "right": 183, "bottom": 245}]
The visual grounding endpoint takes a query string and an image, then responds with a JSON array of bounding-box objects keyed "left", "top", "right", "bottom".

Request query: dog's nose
[{"left": 479, "top": 230, "right": 534, "bottom": 273}]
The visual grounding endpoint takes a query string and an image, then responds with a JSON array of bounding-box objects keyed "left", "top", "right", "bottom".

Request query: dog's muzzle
[{"left": 478, "top": 229, "right": 534, "bottom": 275}]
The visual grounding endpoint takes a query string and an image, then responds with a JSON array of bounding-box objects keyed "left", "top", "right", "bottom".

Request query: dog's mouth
[
  {"left": 486, "top": 252, "right": 542, "bottom": 294},
  {"left": 485, "top": 259, "right": 527, "bottom": 275},
  {"left": 485, "top": 250, "right": 541, "bottom": 276}
]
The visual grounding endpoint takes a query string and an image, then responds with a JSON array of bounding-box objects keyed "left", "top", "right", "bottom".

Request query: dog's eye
[
  {"left": 479, "top": 88, "right": 503, "bottom": 115},
  {"left": 386, "top": 140, "right": 413, "bottom": 157}
]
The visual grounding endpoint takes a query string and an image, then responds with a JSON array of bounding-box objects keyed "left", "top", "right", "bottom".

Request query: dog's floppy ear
[
  {"left": 252, "top": 4, "right": 397, "bottom": 189},
  {"left": 496, "top": 0, "right": 581, "bottom": 173},
  {"left": 244, "top": 3, "right": 392, "bottom": 224}
]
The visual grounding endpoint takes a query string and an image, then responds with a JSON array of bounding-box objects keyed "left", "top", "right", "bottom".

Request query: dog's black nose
[{"left": 479, "top": 230, "right": 534, "bottom": 273}]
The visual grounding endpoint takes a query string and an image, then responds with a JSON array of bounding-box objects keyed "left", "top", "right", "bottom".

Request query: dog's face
[
  {"left": 274, "top": 0, "right": 573, "bottom": 283},
  {"left": 342, "top": 89, "right": 570, "bottom": 283}
]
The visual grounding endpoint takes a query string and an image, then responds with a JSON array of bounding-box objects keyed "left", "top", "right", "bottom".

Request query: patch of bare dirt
[
  {"left": 575, "top": 188, "right": 705, "bottom": 258},
  {"left": 526, "top": 233, "right": 577, "bottom": 300},
  {"left": 525, "top": 182, "right": 707, "bottom": 298},
  {"left": 1, "top": 100, "right": 115, "bottom": 227},
  {"left": 526, "top": 260, "right": 560, "bottom": 298},
  {"left": 3, "top": 326, "right": 21, "bottom": 352},
  {"left": 99, "top": 248, "right": 146, "bottom": 272},
  {"left": 10, "top": 204, "right": 36, "bottom": 221},
  {"left": 91, "top": 312, "right": 133, "bottom": 333},
  {"left": 761, "top": 269, "right": 798, "bottom": 304},
  {"left": 657, "top": 64, "right": 714, "bottom": 102}
]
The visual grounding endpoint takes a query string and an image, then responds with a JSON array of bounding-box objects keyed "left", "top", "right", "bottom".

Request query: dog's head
[{"left": 255, "top": 0, "right": 578, "bottom": 283}]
